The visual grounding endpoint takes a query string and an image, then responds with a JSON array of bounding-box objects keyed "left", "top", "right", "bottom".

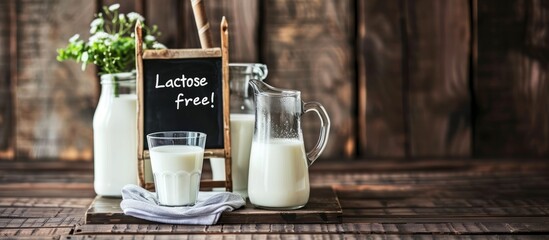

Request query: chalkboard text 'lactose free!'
[{"left": 155, "top": 74, "right": 215, "bottom": 109}]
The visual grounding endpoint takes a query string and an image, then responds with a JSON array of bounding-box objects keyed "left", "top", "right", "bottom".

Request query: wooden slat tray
[{"left": 85, "top": 187, "right": 342, "bottom": 224}]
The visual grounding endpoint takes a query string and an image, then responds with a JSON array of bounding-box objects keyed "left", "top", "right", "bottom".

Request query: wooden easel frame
[{"left": 134, "top": 19, "right": 232, "bottom": 192}]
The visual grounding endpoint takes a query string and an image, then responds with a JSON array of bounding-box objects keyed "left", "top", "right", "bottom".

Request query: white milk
[
  {"left": 93, "top": 95, "right": 138, "bottom": 197},
  {"left": 248, "top": 139, "right": 310, "bottom": 209},
  {"left": 150, "top": 145, "right": 204, "bottom": 206},
  {"left": 210, "top": 113, "right": 255, "bottom": 196}
]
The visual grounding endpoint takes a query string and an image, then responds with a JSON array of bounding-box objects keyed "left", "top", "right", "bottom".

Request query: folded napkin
[{"left": 120, "top": 184, "right": 245, "bottom": 225}]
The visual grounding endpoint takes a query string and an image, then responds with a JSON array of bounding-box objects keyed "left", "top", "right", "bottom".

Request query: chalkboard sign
[
  {"left": 135, "top": 19, "right": 232, "bottom": 191},
  {"left": 143, "top": 57, "right": 223, "bottom": 149}
]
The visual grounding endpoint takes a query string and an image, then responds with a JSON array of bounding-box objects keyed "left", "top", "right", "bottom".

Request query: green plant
[{"left": 57, "top": 4, "right": 165, "bottom": 74}]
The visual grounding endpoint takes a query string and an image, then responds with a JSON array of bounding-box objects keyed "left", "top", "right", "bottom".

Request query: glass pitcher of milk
[
  {"left": 210, "top": 63, "right": 268, "bottom": 197},
  {"left": 247, "top": 79, "right": 330, "bottom": 210}
]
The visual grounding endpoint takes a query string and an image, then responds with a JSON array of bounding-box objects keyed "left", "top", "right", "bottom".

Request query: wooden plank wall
[
  {"left": 358, "top": 0, "right": 406, "bottom": 158},
  {"left": 0, "top": 0, "right": 548, "bottom": 162},
  {"left": 0, "top": 0, "right": 14, "bottom": 159},
  {"left": 263, "top": 0, "right": 356, "bottom": 157},
  {"left": 405, "top": 0, "right": 471, "bottom": 157},
  {"left": 475, "top": 0, "right": 549, "bottom": 157},
  {"left": 7, "top": 0, "right": 97, "bottom": 161},
  {"left": 358, "top": 0, "right": 472, "bottom": 158}
]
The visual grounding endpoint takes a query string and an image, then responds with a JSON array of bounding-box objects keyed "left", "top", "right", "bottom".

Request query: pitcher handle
[{"left": 303, "top": 101, "right": 330, "bottom": 166}]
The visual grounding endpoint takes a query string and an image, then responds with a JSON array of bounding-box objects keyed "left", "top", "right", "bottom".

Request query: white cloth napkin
[{"left": 120, "top": 184, "right": 245, "bottom": 225}]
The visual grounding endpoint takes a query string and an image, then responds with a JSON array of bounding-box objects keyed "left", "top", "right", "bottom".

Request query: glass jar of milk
[
  {"left": 93, "top": 72, "right": 138, "bottom": 197},
  {"left": 210, "top": 63, "right": 268, "bottom": 198}
]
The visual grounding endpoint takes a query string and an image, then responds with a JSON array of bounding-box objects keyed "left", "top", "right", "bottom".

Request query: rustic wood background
[{"left": 0, "top": 0, "right": 548, "bottom": 162}]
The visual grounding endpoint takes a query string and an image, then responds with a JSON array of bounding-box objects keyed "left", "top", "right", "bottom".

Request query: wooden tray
[{"left": 85, "top": 187, "right": 342, "bottom": 224}]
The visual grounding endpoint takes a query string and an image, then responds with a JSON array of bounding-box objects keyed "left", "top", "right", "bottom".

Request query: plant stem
[{"left": 113, "top": 75, "right": 119, "bottom": 97}]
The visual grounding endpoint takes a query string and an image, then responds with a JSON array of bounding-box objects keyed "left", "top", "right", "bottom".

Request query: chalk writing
[
  {"left": 175, "top": 92, "right": 215, "bottom": 109},
  {"left": 155, "top": 74, "right": 208, "bottom": 88},
  {"left": 154, "top": 73, "right": 215, "bottom": 109}
]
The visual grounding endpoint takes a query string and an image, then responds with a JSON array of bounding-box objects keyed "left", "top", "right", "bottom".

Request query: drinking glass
[{"left": 147, "top": 131, "right": 207, "bottom": 206}]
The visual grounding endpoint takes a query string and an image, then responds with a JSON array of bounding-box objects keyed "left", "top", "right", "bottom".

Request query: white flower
[
  {"left": 80, "top": 52, "right": 89, "bottom": 71},
  {"left": 145, "top": 35, "right": 156, "bottom": 42},
  {"left": 152, "top": 42, "right": 167, "bottom": 49},
  {"left": 90, "top": 18, "right": 103, "bottom": 28},
  {"left": 119, "top": 13, "right": 125, "bottom": 21},
  {"left": 127, "top": 12, "right": 144, "bottom": 22},
  {"left": 81, "top": 52, "right": 89, "bottom": 62},
  {"left": 108, "top": 3, "right": 120, "bottom": 11},
  {"left": 69, "top": 34, "right": 80, "bottom": 43},
  {"left": 111, "top": 33, "right": 120, "bottom": 40},
  {"left": 89, "top": 31, "right": 111, "bottom": 44},
  {"left": 89, "top": 18, "right": 103, "bottom": 34}
]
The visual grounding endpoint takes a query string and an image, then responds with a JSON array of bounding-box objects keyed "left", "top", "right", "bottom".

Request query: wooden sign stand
[{"left": 134, "top": 18, "right": 232, "bottom": 192}]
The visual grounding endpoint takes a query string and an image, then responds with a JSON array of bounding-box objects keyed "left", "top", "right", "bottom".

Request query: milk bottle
[{"left": 93, "top": 73, "right": 138, "bottom": 197}]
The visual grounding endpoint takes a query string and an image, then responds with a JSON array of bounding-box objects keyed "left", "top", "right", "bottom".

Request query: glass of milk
[{"left": 147, "top": 131, "right": 207, "bottom": 206}]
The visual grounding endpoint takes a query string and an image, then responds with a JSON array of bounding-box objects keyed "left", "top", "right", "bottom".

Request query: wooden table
[{"left": 1, "top": 159, "right": 548, "bottom": 239}]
